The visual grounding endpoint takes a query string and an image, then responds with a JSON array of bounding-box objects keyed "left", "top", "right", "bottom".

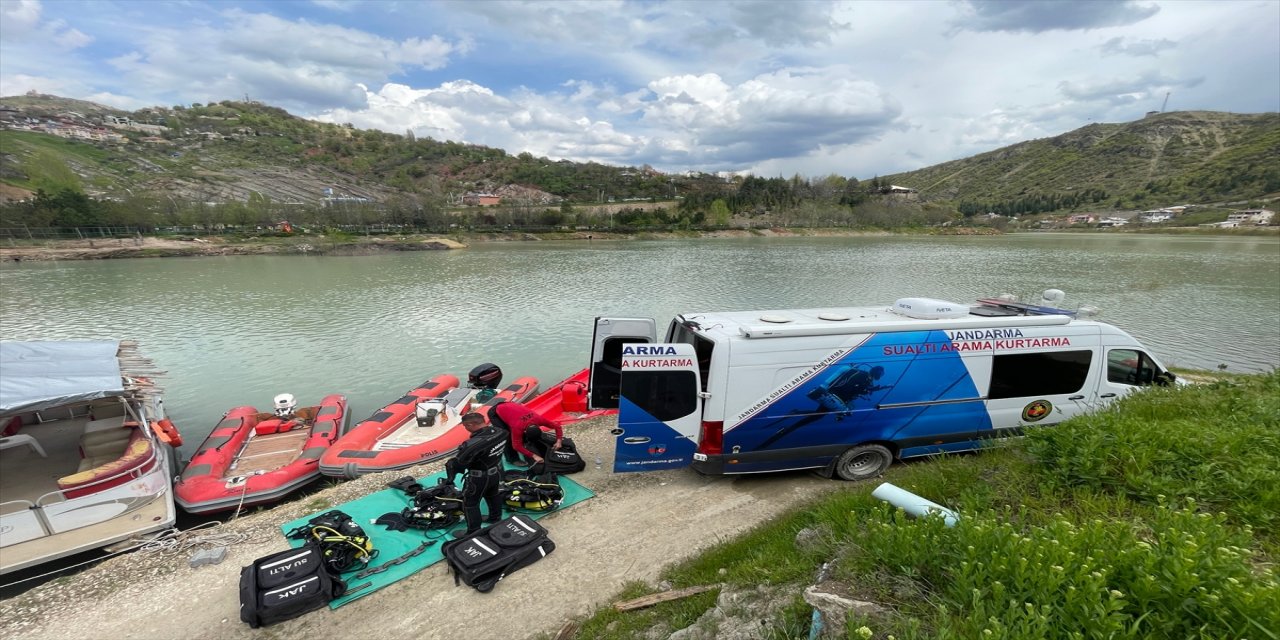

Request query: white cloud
[
  {"left": 1058, "top": 70, "right": 1203, "bottom": 104},
  {"left": 94, "top": 9, "right": 469, "bottom": 111},
  {"left": 53, "top": 25, "right": 92, "bottom": 49},
  {"left": 0, "top": 72, "right": 69, "bottom": 97},
  {"left": 726, "top": 0, "right": 850, "bottom": 47},
  {"left": 0, "top": 0, "right": 42, "bottom": 38},
  {"left": 310, "top": 0, "right": 352, "bottom": 11},
  {"left": 1, "top": 1, "right": 92, "bottom": 49},
  {"left": 1099, "top": 37, "right": 1177, "bottom": 57},
  {"left": 313, "top": 65, "right": 901, "bottom": 172}
]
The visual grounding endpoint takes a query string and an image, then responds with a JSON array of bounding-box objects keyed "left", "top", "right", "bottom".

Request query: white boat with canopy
[{"left": 0, "top": 340, "right": 179, "bottom": 575}]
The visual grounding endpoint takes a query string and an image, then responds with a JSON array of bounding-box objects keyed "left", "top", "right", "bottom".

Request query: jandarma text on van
[{"left": 946, "top": 328, "right": 1026, "bottom": 340}]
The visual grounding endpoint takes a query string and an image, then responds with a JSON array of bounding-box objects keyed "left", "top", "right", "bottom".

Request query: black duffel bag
[
  {"left": 239, "top": 545, "right": 346, "bottom": 628},
  {"left": 442, "top": 514, "right": 555, "bottom": 593},
  {"left": 525, "top": 428, "right": 586, "bottom": 475}
]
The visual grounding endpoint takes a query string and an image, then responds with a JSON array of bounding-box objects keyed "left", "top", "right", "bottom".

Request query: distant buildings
[
  {"left": 1230, "top": 209, "right": 1275, "bottom": 225},
  {"left": 1201, "top": 208, "right": 1274, "bottom": 229},
  {"left": 462, "top": 193, "right": 501, "bottom": 206},
  {"left": 103, "top": 115, "right": 167, "bottom": 135},
  {"left": 882, "top": 185, "right": 919, "bottom": 201},
  {"left": 321, "top": 196, "right": 372, "bottom": 207}
]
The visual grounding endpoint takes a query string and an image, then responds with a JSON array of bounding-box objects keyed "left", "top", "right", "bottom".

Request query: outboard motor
[
  {"left": 273, "top": 393, "right": 297, "bottom": 417},
  {"left": 468, "top": 363, "right": 503, "bottom": 403},
  {"left": 468, "top": 363, "right": 503, "bottom": 390}
]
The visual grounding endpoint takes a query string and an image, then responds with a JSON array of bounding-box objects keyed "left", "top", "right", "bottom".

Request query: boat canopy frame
[{"left": 0, "top": 340, "right": 163, "bottom": 416}]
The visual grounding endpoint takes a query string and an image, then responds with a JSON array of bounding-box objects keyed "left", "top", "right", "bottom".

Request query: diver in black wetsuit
[{"left": 444, "top": 412, "right": 507, "bottom": 535}]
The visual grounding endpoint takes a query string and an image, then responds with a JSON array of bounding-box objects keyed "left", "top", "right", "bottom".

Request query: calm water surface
[{"left": 3, "top": 233, "right": 1277, "bottom": 457}]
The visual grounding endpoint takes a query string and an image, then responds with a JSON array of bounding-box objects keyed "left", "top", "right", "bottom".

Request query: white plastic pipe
[{"left": 871, "top": 482, "right": 959, "bottom": 527}]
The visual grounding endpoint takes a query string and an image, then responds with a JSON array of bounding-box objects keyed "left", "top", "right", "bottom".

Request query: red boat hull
[
  {"left": 524, "top": 367, "right": 618, "bottom": 426},
  {"left": 319, "top": 374, "right": 538, "bottom": 478},
  {"left": 175, "top": 394, "right": 348, "bottom": 514}
]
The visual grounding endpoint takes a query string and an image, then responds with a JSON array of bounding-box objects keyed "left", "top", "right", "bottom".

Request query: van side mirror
[{"left": 1155, "top": 371, "right": 1176, "bottom": 386}]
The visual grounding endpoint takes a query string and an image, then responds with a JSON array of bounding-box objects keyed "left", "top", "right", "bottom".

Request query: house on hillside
[
  {"left": 1097, "top": 217, "right": 1128, "bottom": 228},
  {"left": 1230, "top": 209, "right": 1275, "bottom": 225},
  {"left": 1068, "top": 214, "right": 1097, "bottom": 225},
  {"left": 882, "top": 185, "right": 919, "bottom": 201},
  {"left": 462, "top": 193, "right": 501, "bottom": 206},
  {"left": 1140, "top": 210, "right": 1175, "bottom": 223},
  {"left": 322, "top": 196, "right": 372, "bottom": 208}
]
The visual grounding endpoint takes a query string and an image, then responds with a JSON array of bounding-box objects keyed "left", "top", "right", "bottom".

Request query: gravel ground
[{"left": 0, "top": 417, "right": 842, "bottom": 640}]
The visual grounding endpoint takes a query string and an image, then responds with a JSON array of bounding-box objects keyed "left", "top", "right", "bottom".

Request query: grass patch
[
  {"left": 302, "top": 497, "right": 331, "bottom": 512},
  {"left": 569, "top": 372, "right": 1280, "bottom": 639},
  {"left": 0, "top": 130, "right": 113, "bottom": 164},
  {"left": 1024, "top": 373, "right": 1280, "bottom": 540}
]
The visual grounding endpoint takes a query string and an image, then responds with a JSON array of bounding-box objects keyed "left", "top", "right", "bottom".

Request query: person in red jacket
[{"left": 490, "top": 400, "right": 562, "bottom": 467}]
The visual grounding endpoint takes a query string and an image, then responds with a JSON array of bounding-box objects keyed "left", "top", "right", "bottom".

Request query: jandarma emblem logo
[{"left": 1022, "top": 400, "right": 1052, "bottom": 422}]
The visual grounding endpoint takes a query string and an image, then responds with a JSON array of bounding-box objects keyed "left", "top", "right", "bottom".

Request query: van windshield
[{"left": 667, "top": 319, "right": 715, "bottom": 392}]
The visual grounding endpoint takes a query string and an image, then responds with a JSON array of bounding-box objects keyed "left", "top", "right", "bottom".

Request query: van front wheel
[{"left": 834, "top": 444, "right": 892, "bottom": 481}]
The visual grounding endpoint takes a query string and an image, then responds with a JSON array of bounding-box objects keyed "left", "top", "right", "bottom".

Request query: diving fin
[{"left": 375, "top": 512, "right": 410, "bottom": 532}]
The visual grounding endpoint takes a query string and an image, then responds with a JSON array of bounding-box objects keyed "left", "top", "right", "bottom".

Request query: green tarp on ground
[{"left": 279, "top": 469, "right": 594, "bottom": 608}]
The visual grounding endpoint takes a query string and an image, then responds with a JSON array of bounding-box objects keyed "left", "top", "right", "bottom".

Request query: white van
[{"left": 588, "top": 294, "right": 1176, "bottom": 480}]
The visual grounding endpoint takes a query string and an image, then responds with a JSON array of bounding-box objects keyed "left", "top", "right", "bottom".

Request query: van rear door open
[
  {"left": 588, "top": 317, "right": 658, "bottom": 410},
  {"left": 612, "top": 343, "right": 702, "bottom": 472}
]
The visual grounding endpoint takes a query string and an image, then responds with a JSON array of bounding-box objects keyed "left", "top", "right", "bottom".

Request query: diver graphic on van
[
  {"left": 756, "top": 362, "right": 895, "bottom": 449},
  {"left": 806, "top": 364, "right": 890, "bottom": 420}
]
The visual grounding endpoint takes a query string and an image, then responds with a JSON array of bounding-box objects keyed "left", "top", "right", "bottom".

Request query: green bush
[
  {"left": 843, "top": 502, "right": 1278, "bottom": 639},
  {"left": 1023, "top": 372, "right": 1280, "bottom": 534}
]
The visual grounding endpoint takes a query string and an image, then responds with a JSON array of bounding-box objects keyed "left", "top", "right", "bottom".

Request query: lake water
[{"left": 2, "top": 233, "right": 1277, "bottom": 458}]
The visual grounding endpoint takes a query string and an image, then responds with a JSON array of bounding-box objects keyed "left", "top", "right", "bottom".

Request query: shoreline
[
  {"left": 4, "top": 226, "right": 1270, "bottom": 263},
  {"left": 0, "top": 227, "right": 995, "bottom": 262}
]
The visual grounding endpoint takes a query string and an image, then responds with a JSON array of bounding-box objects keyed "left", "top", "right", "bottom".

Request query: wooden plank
[
  {"left": 552, "top": 621, "right": 578, "bottom": 640},
  {"left": 223, "top": 430, "right": 308, "bottom": 477},
  {"left": 613, "top": 585, "right": 719, "bottom": 612}
]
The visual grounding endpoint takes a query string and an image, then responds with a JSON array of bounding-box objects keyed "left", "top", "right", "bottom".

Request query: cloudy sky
[{"left": 2, "top": 0, "right": 1277, "bottom": 178}]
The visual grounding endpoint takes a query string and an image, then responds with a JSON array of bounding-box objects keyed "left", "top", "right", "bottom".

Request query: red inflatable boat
[
  {"left": 320, "top": 366, "right": 538, "bottom": 478},
  {"left": 524, "top": 367, "right": 618, "bottom": 426},
  {"left": 175, "top": 393, "right": 350, "bottom": 514}
]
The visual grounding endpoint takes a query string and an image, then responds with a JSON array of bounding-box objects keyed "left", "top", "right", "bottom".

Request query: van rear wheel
[{"left": 834, "top": 444, "right": 892, "bottom": 481}]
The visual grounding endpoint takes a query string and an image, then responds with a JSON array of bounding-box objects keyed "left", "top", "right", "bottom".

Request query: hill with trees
[
  {"left": 881, "top": 111, "right": 1280, "bottom": 216},
  {"left": 1, "top": 93, "right": 1275, "bottom": 232}
]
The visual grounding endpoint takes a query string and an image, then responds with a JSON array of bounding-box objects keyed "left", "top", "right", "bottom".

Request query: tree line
[{"left": 956, "top": 189, "right": 1110, "bottom": 217}]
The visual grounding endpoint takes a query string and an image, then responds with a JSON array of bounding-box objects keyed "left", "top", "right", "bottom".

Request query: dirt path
[{"left": 0, "top": 417, "right": 841, "bottom": 640}]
